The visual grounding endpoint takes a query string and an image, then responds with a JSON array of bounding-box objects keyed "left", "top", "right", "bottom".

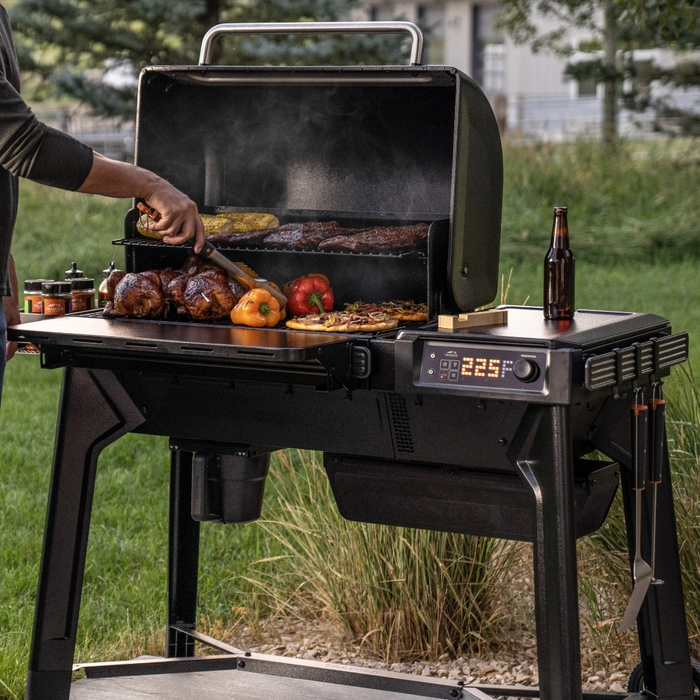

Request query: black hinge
[{"left": 316, "top": 342, "right": 372, "bottom": 390}]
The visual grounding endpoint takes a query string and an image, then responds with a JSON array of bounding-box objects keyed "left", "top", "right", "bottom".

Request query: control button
[
  {"left": 439, "top": 370, "right": 448, "bottom": 380},
  {"left": 450, "top": 360, "right": 460, "bottom": 370},
  {"left": 513, "top": 358, "right": 540, "bottom": 383},
  {"left": 448, "top": 370, "right": 459, "bottom": 381},
  {"left": 440, "top": 360, "right": 450, "bottom": 370}
]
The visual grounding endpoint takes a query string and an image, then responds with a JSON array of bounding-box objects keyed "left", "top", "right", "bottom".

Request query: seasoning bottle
[
  {"left": 544, "top": 206, "right": 575, "bottom": 321},
  {"left": 70, "top": 277, "right": 96, "bottom": 312},
  {"left": 24, "top": 279, "right": 52, "bottom": 313},
  {"left": 64, "top": 262, "right": 84, "bottom": 279},
  {"left": 41, "top": 281, "right": 72, "bottom": 316},
  {"left": 98, "top": 262, "right": 116, "bottom": 308}
]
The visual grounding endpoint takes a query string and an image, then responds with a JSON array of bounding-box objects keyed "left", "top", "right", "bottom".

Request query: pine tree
[{"left": 10, "top": 0, "right": 404, "bottom": 119}]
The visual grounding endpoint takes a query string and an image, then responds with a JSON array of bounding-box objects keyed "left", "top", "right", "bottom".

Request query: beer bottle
[{"left": 544, "top": 206, "right": 575, "bottom": 320}]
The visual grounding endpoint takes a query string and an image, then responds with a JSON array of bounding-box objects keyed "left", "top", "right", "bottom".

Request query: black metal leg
[
  {"left": 619, "top": 441, "right": 693, "bottom": 699},
  {"left": 167, "top": 449, "right": 200, "bottom": 658},
  {"left": 513, "top": 405, "right": 582, "bottom": 700},
  {"left": 25, "top": 369, "right": 145, "bottom": 700}
]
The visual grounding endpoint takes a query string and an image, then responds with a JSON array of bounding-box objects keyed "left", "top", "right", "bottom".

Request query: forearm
[
  {"left": 77, "top": 152, "right": 162, "bottom": 200},
  {"left": 3, "top": 253, "right": 20, "bottom": 361}
]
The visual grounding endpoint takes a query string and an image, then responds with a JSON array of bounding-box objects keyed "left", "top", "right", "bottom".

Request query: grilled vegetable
[
  {"left": 230, "top": 288, "right": 281, "bottom": 327},
  {"left": 137, "top": 212, "right": 280, "bottom": 240},
  {"left": 287, "top": 274, "right": 334, "bottom": 316}
]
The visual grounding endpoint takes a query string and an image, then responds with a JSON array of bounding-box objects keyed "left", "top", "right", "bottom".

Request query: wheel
[{"left": 627, "top": 656, "right": 700, "bottom": 692}]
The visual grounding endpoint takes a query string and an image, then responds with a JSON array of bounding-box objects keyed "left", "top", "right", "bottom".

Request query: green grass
[{"left": 2, "top": 139, "right": 700, "bottom": 698}]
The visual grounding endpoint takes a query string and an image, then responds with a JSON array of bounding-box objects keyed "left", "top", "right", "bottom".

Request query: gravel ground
[{"left": 225, "top": 618, "right": 635, "bottom": 696}]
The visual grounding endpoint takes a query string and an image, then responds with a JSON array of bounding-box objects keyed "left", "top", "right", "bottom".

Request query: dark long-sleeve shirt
[{"left": 0, "top": 4, "right": 93, "bottom": 295}]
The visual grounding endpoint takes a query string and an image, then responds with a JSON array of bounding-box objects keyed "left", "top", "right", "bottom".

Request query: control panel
[{"left": 418, "top": 341, "right": 548, "bottom": 394}]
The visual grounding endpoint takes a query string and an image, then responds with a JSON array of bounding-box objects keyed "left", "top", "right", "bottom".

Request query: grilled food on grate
[
  {"left": 317, "top": 223, "right": 429, "bottom": 252},
  {"left": 204, "top": 222, "right": 429, "bottom": 253},
  {"left": 136, "top": 212, "right": 279, "bottom": 240}
]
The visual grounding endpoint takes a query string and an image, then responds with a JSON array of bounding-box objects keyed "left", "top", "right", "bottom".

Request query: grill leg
[
  {"left": 514, "top": 405, "right": 582, "bottom": 700},
  {"left": 167, "top": 449, "right": 200, "bottom": 658},
  {"left": 24, "top": 368, "right": 145, "bottom": 700}
]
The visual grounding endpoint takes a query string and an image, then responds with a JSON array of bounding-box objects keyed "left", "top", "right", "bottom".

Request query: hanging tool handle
[
  {"left": 649, "top": 398, "right": 666, "bottom": 484},
  {"left": 631, "top": 402, "right": 649, "bottom": 491}
]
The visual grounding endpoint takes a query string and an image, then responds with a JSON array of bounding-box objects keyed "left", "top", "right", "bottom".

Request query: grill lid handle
[{"left": 199, "top": 21, "right": 425, "bottom": 67}]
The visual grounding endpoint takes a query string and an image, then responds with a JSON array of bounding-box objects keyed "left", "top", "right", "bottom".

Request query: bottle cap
[
  {"left": 65, "top": 262, "right": 83, "bottom": 279},
  {"left": 24, "top": 278, "right": 53, "bottom": 292},
  {"left": 42, "top": 281, "right": 72, "bottom": 295},
  {"left": 103, "top": 262, "right": 116, "bottom": 279},
  {"left": 71, "top": 278, "right": 95, "bottom": 291}
]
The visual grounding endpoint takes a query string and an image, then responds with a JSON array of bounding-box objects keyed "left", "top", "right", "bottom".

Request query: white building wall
[{"left": 444, "top": 1, "right": 472, "bottom": 74}]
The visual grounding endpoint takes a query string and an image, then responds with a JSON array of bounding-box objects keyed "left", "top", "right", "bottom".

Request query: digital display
[{"left": 419, "top": 342, "right": 547, "bottom": 394}]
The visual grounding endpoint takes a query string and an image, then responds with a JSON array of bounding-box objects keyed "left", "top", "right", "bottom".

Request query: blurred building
[{"left": 363, "top": 0, "right": 700, "bottom": 140}]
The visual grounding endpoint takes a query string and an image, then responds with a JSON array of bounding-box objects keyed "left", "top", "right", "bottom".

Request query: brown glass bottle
[{"left": 544, "top": 206, "right": 575, "bottom": 320}]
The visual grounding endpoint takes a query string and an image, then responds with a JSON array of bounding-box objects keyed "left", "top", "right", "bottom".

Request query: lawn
[{"left": 1, "top": 138, "right": 700, "bottom": 698}]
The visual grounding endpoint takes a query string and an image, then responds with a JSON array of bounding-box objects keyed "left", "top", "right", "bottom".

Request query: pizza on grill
[
  {"left": 286, "top": 310, "right": 399, "bottom": 333},
  {"left": 344, "top": 300, "right": 428, "bottom": 322}
]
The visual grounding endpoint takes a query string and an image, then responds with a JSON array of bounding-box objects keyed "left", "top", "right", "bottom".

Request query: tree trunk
[
  {"left": 203, "top": 0, "right": 222, "bottom": 64},
  {"left": 602, "top": 0, "right": 618, "bottom": 147}
]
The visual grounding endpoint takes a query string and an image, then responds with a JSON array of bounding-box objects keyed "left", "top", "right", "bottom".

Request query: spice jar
[
  {"left": 98, "top": 262, "right": 117, "bottom": 308},
  {"left": 41, "top": 281, "right": 72, "bottom": 316},
  {"left": 24, "top": 279, "right": 52, "bottom": 313},
  {"left": 64, "top": 262, "right": 84, "bottom": 279},
  {"left": 70, "top": 277, "right": 96, "bottom": 312}
]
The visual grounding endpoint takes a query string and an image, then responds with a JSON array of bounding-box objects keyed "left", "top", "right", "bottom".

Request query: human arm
[
  {"left": 78, "top": 153, "right": 205, "bottom": 253},
  {"left": 3, "top": 253, "right": 19, "bottom": 361}
]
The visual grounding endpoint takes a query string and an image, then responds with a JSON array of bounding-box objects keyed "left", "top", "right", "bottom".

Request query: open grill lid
[{"left": 134, "top": 22, "right": 503, "bottom": 312}]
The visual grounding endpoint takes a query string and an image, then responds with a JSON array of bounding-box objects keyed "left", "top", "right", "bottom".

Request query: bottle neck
[{"left": 550, "top": 210, "right": 570, "bottom": 249}]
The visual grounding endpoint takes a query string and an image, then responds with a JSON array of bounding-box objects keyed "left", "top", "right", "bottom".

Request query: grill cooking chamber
[{"left": 122, "top": 61, "right": 503, "bottom": 313}]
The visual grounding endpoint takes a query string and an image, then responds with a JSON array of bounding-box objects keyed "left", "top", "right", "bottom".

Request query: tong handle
[
  {"left": 199, "top": 21, "right": 425, "bottom": 67},
  {"left": 631, "top": 402, "right": 649, "bottom": 491},
  {"left": 649, "top": 398, "right": 666, "bottom": 484},
  {"left": 136, "top": 202, "right": 161, "bottom": 221}
]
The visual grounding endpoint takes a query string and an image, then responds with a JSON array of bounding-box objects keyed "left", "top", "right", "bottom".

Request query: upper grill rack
[
  {"left": 112, "top": 237, "right": 427, "bottom": 259},
  {"left": 584, "top": 332, "right": 689, "bottom": 391}
]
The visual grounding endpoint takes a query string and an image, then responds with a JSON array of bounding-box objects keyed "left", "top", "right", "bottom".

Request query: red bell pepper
[{"left": 287, "top": 275, "right": 334, "bottom": 316}]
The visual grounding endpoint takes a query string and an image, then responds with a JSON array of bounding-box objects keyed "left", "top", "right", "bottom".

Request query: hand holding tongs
[
  {"left": 619, "top": 388, "right": 653, "bottom": 633},
  {"left": 136, "top": 203, "right": 287, "bottom": 309}
]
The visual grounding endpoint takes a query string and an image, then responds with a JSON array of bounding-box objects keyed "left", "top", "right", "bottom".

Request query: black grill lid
[{"left": 133, "top": 22, "right": 503, "bottom": 311}]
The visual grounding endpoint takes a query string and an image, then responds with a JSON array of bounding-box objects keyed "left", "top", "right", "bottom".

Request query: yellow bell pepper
[{"left": 230, "top": 288, "right": 281, "bottom": 327}]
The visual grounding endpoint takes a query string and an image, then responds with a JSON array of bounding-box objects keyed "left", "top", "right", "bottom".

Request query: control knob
[{"left": 513, "top": 358, "right": 540, "bottom": 383}]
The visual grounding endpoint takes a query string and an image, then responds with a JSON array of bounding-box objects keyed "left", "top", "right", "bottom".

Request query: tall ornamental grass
[{"left": 246, "top": 450, "right": 517, "bottom": 661}]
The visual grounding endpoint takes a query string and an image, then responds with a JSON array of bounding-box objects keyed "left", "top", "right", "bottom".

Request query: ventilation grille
[
  {"left": 584, "top": 332, "right": 689, "bottom": 391},
  {"left": 388, "top": 393, "right": 414, "bottom": 454}
]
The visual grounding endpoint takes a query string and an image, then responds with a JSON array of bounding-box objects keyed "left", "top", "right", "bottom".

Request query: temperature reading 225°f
[{"left": 461, "top": 357, "right": 501, "bottom": 378}]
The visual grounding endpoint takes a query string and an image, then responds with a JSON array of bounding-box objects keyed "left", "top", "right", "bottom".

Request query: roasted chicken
[{"left": 103, "top": 255, "right": 249, "bottom": 321}]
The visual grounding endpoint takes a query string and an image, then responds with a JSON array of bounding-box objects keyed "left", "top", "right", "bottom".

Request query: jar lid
[
  {"left": 103, "top": 261, "right": 116, "bottom": 279},
  {"left": 42, "top": 281, "right": 72, "bottom": 294},
  {"left": 65, "top": 262, "right": 83, "bottom": 279},
  {"left": 24, "top": 278, "right": 53, "bottom": 292},
  {"left": 71, "top": 277, "right": 95, "bottom": 291}
]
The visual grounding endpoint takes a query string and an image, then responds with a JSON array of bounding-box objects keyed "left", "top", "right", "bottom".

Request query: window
[{"left": 472, "top": 3, "right": 505, "bottom": 95}]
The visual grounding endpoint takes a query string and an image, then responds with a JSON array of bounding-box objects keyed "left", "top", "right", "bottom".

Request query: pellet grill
[{"left": 10, "top": 22, "right": 695, "bottom": 700}]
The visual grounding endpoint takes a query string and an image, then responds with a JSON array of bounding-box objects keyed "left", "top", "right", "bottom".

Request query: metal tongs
[
  {"left": 648, "top": 381, "right": 666, "bottom": 587},
  {"left": 619, "top": 388, "right": 652, "bottom": 633},
  {"left": 199, "top": 240, "right": 287, "bottom": 309}
]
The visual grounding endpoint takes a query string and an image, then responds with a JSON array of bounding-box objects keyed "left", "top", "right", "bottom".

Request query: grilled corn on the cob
[{"left": 137, "top": 212, "right": 279, "bottom": 240}]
